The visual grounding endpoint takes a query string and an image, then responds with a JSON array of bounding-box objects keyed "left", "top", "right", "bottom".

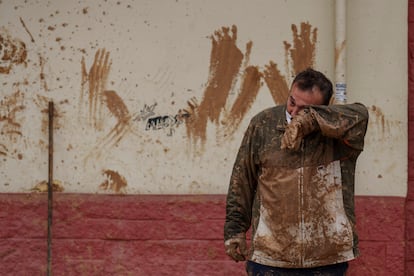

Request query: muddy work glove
[
  {"left": 224, "top": 233, "right": 248, "bottom": 262},
  {"left": 281, "top": 109, "right": 318, "bottom": 151}
]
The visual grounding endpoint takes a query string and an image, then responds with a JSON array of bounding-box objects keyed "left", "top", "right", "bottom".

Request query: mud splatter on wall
[
  {"left": 184, "top": 25, "right": 246, "bottom": 146},
  {"left": 285, "top": 22, "right": 317, "bottom": 75},
  {"left": 99, "top": 169, "right": 127, "bottom": 194},
  {"left": 0, "top": 90, "right": 25, "bottom": 158},
  {"left": 0, "top": 29, "right": 27, "bottom": 74},
  {"left": 367, "top": 105, "right": 403, "bottom": 142},
  {"left": 79, "top": 49, "right": 137, "bottom": 161},
  {"left": 0, "top": 0, "right": 404, "bottom": 196},
  {"left": 263, "top": 22, "right": 317, "bottom": 105},
  {"left": 80, "top": 48, "right": 112, "bottom": 130},
  {"left": 184, "top": 22, "right": 318, "bottom": 150}
]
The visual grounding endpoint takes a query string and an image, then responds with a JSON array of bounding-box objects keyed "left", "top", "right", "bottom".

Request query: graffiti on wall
[{"left": 145, "top": 111, "right": 189, "bottom": 136}]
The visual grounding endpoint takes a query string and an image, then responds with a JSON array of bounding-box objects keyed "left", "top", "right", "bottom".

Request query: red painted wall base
[{"left": 0, "top": 194, "right": 406, "bottom": 275}]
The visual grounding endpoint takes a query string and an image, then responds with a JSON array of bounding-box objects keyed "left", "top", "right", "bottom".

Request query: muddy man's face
[{"left": 286, "top": 83, "right": 324, "bottom": 117}]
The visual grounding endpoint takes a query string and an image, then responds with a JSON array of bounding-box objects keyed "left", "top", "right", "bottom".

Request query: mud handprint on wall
[{"left": 183, "top": 22, "right": 318, "bottom": 152}]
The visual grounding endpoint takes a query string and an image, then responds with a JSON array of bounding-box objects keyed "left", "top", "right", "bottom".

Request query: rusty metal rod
[{"left": 47, "top": 101, "right": 54, "bottom": 276}]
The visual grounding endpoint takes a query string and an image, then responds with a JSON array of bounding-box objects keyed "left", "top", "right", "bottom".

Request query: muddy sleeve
[
  {"left": 224, "top": 119, "right": 259, "bottom": 241},
  {"left": 309, "top": 102, "right": 369, "bottom": 151}
]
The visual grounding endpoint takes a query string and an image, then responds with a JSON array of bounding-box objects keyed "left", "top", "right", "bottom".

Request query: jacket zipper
[{"left": 299, "top": 140, "right": 305, "bottom": 266}]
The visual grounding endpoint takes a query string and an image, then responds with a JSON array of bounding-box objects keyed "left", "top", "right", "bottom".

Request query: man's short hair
[{"left": 292, "top": 68, "right": 333, "bottom": 105}]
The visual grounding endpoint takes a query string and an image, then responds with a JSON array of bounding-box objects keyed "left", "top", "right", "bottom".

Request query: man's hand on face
[
  {"left": 281, "top": 109, "right": 317, "bottom": 151},
  {"left": 224, "top": 233, "right": 248, "bottom": 262}
]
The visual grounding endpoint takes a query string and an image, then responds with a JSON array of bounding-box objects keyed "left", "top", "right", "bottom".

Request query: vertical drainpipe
[{"left": 335, "top": 0, "right": 347, "bottom": 104}]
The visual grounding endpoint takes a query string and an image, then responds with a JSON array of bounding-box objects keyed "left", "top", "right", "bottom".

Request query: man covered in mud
[{"left": 224, "top": 68, "right": 368, "bottom": 275}]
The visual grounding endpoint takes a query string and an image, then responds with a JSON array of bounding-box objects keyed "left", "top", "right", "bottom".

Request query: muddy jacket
[{"left": 224, "top": 103, "right": 369, "bottom": 268}]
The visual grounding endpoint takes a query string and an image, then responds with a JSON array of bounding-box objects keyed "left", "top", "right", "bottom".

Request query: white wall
[
  {"left": 347, "top": 0, "right": 407, "bottom": 196},
  {"left": 0, "top": 0, "right": 406, "bottom": 196}
]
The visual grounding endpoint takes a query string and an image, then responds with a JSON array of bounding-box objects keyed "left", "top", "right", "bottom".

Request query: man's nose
[{"left": 291, "top": 107, "right": 300, "bottom": 117}]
